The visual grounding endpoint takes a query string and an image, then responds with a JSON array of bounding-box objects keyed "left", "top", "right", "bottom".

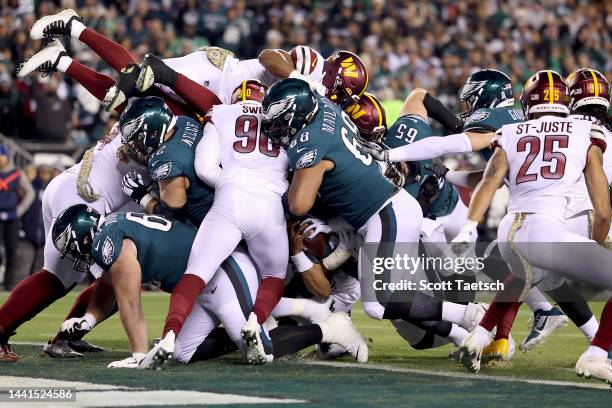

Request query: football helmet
[
  {"left": 322, "top": 51, "right": 369, "bottom": 109},
  {"left": 459, "top": 69, "right": 513, "bottom": 120},
  {"left": 261, "top": 78, "right": 319, "bottom": 147},
  {"left": 520, "top": 70, "right": 569, "bottom": 119},
  {"left": 118, "top": 96, "right": 176, "bottom": 166},
  {"left": 231, "top": 79, "right": 268, "bottom": 104},
  {"left": 51, "top": 204, "right": 102, "bottom": 273},
  {"left": 566, "top": 68, "right": 610, "bottom": 111},
  {"left": 344, "top": 92, "right": 387, "bottom": 142}
]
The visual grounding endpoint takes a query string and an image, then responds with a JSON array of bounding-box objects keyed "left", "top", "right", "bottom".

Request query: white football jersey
[
  {"left": 497, "top": 115, "right": 597, "bottom": 221},
  {"left": 291, "top": 45, "right": 325, "bottom": 84},
  {"left": 163, "top": 50, "right": 277, "bottom": 105},
  {"left": 565, "top": 114, "right": 612, "bottom": 218},
  {"left": 65, "top": 124, "right": 143, "bottom": 213},
  {"left": 200, "top": 101, "right": 289, "bottom": 195}
]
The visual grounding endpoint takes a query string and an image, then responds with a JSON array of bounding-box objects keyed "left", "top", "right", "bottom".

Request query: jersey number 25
[
  {"left": 233, "top": 115, "right": 280, "bottom": 158},
  {"left": 516, "top": 135, "right": 568, "bottom": 184}
]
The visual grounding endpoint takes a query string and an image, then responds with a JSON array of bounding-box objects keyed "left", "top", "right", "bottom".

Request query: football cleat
[
  {"left": 459, "top": 329, "right": 491, "bottom": 373},
  {"left": 318, "top": 312, "right": 368, "bottom": 363},
  {"left": 482, "top": 334, "right": 516, "bottom": 363},
  {"left": 136, "top": 53, "right": 178, "bottom": 92},
  {"left": 103, "top": 63, "right": 141, "bottom": 112},
  {"left": 519, "top": 307, "right": 568, "bottom": 353},
  {"left": 0, "top": 343, "right": 19, "bottom": 362},
  {"left": 30, "top": 8, "right": 82, "bottom": 40},
  {"left": 138, "top": 330, "right": 175, "bottom": 370},
  {"left": 108, "top": 355, "right": 143, "bottom": 369},
  {"left": 241, "top": 312, "right": 273, "bottom": 365},
  {"left": 68, "top": 339, "right": 104, "bottom": 353},
  {"left": 459, "top": 303, "right": 488, "bottom": 332},
  {"left": 317, "top": 343, "right": 350, "bottom": 360},
  {"left": 575, "top": 352, "right": 612, "bottom": 385},
  {"left": 17, "top": 39, "right": 67, "bottom": 78},
  {"left": 42, "top": 339, "right": 84, "bottom": 358}
]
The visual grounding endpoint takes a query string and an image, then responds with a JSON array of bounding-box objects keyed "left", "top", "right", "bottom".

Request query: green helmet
[
  {"left": 119, "top": 96, "right": 175, "bottom": 165},
  {"left": 51, "top": 204, "right": 102, "bottom": 273},
  {"left": 459, "top": 69, "right": 514, "bottom": 120},
  {"left": 261, "top": 78, "right": 319, "bottom": 147}
]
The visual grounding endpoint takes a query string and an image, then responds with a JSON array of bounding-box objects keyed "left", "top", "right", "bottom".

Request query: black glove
[
  {"left": 424, "top": 158, "right": 449, "bottom": 179},
  {"left": 416, "top": 175, "right": 441, "bottom": 215},
  {"left": 122, "top": 170, "right": 152, "bottom": 205}
]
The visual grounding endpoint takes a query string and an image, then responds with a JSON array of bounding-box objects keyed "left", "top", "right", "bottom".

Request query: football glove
[
  {"left": 424, "top": 158, "right": 449, "bottom": 179},
  {"left": 122, "top": 170, "right": 152, "bottom": 205},
  {"left": 302, "top": 217, "right": 333, "bottom": 237},
  {"left": 450, "top": 220, "right": 478, "bottom": 256},
  {"left": 360, "top": 144, "right": 389, "bottom": 163},
  {"left": 108, "top": 353, "right": 146, "bottom": 368}
]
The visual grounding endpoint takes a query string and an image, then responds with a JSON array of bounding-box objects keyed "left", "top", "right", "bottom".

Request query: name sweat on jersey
[
  {"left": 287, "top": 96, "right": 397, "bottom": 229},
  {"left": 495, "top": 116, "right": 602, "bottom": 221},
  {"left": 92, "top": 212, "right": 197, "bottom": 292},
  {"left": 149, "top": 116, "right": 215, "bottom": 226}
]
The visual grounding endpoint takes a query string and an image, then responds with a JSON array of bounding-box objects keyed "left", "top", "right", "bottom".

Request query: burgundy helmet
[
  {"left": 344, "top": 92, "right": 386, "bottom": 142},
  {"left": 566, "top": 68, "right": 610, "bottom": 111},
  {"left": 231, "top": 79, "right": 268, "bottom": 104},
  {"left": 322, "top": 51, "right": 369, "bottom": 108},
  {"left": 520, "top": 70, "right": 569, "bottom": 119}
]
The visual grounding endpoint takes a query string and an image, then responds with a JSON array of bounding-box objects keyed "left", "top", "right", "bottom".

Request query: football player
[
  {"left": 153, "top": 79, "right": 289, "bottom": 365},
  {"left": 453, "top": 71, "right": 612, "bottom": 384},
  {"left": 259, "top": 46, "right": 369, "bottom": 108},
  {"left": 261, "top": 78, "right": 486, "bottom": 338},
  {"left": 52, "top": 205, "right": 367, "bottom": 368},
  {"left": 118, "top": 97, "right": 215, "bottom": 227},
  {"left": 0, "top": 124, "right": 143, "bottom": 362}
]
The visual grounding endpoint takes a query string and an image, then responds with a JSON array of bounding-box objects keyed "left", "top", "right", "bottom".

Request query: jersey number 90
[{"left": 233, "top": 115, "right": 280, "bottom": 157}]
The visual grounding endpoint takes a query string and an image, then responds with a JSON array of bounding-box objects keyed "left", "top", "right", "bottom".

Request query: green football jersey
[
  {"left": 287, "top": 96, "right": 397, "bottom": 229},
  {"left": 149, "top": 116, "right": 215, "bottom": 226},
  {"left": 383, "top": 115, "right": 458, "bottom": 218},
  {"left": 92, "top": 212, "right": 196, "bottom": 292},
  {"left": 462, "top": 107, "right": 525, "bottom": 161}
]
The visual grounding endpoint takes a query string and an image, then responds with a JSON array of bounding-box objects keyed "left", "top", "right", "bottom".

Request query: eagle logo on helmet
[
  {"left": 121, "top": 113, "right": 146, "bottom": 142},
  {"left": 461, "top": 79, "right": 487, "bottom": 98},
  {"left": 54, "top": 224, "right": 73, "bottom": 257},
  {"left": 263, "top": 96, "right": 296, "bottom": 121}
]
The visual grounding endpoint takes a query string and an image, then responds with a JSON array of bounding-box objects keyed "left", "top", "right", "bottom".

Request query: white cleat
[
  {"left": 241, "top": 312, "right": 273, "bottom": 365},
  {"left": 575, "top": 352, "right": 612, "bottom": 385},
  {"left": 319, "top": 311, "right": 368, "bottom": 363},
  {"left": 108, "top": 355, "right": 141, "bottom": 369},
  {"left": 459, "top": 329, "right": 491, "bottom": 373},
  {"left": 138, "top": 330, "right": 175, "bottom": 370},
  {"left": 17, "top": 39, "right": 66, "bottom": 78},
  {"left": 460, "top": 303, "right": 488, "bottom": 332},
  {"left": 30, "top": 8, "right": 81, "bottom": 40}
]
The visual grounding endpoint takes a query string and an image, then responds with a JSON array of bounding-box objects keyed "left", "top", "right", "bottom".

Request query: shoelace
[{"left": 526, "top": 311, "right": 542, "bottom": 331}]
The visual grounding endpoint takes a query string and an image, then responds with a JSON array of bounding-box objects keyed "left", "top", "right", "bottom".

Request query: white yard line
[{"left": 305, "top": 361, "right": 611, "bottom": 390}]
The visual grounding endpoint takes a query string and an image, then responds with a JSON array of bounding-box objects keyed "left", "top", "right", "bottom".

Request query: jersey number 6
[{"left": 233, "top": 115, "right": 280, "bottom": 157}]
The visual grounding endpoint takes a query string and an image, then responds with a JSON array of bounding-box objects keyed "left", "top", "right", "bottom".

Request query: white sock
[
  {"left": 271, "top": 298, "right": 305, "bottom": 318},
  {"left": 447, "top": 324, "right": 469, "bottom": 346},
  {"left": 56, "top": 55, "right": 73, "bottom": 73},
  {"left": 578, "top": 316, "right": 599, "bottom": 342},
  {"left": 71, "top": 20, "right": 86, "bottom": 39},
  {"left": 441, "top": 302, "right": 467, "bottom": 325},
  {"left": 584, "top": 344, "right": 608, "bottom": 358},
  {"left": 524, "top": 288, "right": 553, "bottom": 313},
  {"left": 474, "top": 325, "right": 491, "bottom": 344}
]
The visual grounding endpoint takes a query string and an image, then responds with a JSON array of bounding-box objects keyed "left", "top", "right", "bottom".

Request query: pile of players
[{"left": 0, "top": 8, "right": 610, "bottom": 385}]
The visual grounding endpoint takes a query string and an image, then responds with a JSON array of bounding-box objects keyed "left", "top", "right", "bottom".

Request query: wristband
[
  {"left": 290, "top": 251, "right": 314, "bottom": 273},
  {"left": 140, "top": 193, "right": 155, "bottom": 209},
  {"left": 322, "top": 246, "right": 352, "bottom": 270}
]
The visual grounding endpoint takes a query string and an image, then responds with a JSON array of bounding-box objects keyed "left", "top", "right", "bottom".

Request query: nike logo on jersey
[
  {"left": 296, "top": 147, "right": 307, "bottom": 153},
  {"left": 210, "top": 285, "right": 218, "bottom": 294}
]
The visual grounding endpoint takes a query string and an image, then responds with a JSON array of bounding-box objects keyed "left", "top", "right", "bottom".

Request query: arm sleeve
[
  {"left": 195, "top": 123, "right": 222, "bottom": 188},
  {"left": 387, "top": 133, "right": 472, "bottom": 162},
  {"left": 16, "top": 172, "right": 35, "bottom": 217}
]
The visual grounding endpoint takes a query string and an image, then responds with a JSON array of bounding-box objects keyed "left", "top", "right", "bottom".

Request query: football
[{"left": 304, "top": 231, "right": 330, "bottom": 258}]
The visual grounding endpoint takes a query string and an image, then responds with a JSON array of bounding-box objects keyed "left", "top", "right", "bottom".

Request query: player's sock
[
  {"left": 269, "top": 324, "right": 323, "bottom": 358},
  {"left": 253, "top": 277, "right": 285, "bottom": 325},
  {"left": 173, "top": 74, "right": 221, "bottom": 114},
  {"left": 69, "top": 19, "right": 86, "bottom": 39},
  {"left": 547, "top": 282, "right": 594, "bottom": 328},
  {"left": 0, "top": 270, "right": 68, "bottom": 342},
  {"left": 423, "top": 93, "right": 463, "bottom": 132},
  {"left": 590, "top": 300, "right": 612, "bottom": 353},
  {"left": 382, "top": 291, "right": 444, "bottom": 322},
  {"left": 441, "top": 302, "right": 468, "bottom": 325},
  {"left": 65, "top": 280, "right": 99, "bottom": 320},
  {"left": 188, "top": 327, "right": 238, "bottom": 363},
  {"left": 163, "top": 274, "right": 205, "bottom": 337},
  {"left": 77, "top": 28, "right": 136, "bottom": 72},
  {"left": 447, "top": 324, "right": 469, "bottom": 346},
  {"left": 493, "top": 302, "right": 521, "bottom": 340},
  {"left": 56, "top": 55, "right": 72, "bottom": 73},
  {"left": 479, "top": 274, "right": 524, "bottom": 332},
  {"left": 578, "top": 316, "right": 599, "bottom": 342},
  {"left": 473, "top": 325, "right": 491, "bottom": 344},
  {"left": 65, "top": 60, "right": 119, "bottom": 103},
  {"left": 524, "top": 287, "right": 553, "bottom": 313},
  {"left": 272, "top": 297, "right": 331, "bottom": 323}
]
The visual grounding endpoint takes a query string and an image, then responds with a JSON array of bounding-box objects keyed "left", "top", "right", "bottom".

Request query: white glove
[
  {"left": 122, "top": 170, "right": 153, "bottom": 206},
  {"left": 108, "top": 353, "right": 146, "bottom": 368},
  {"left": 289, "top": 70, "right": 327, "bottom": 96},
  {"left": 302, "top": 217, "right": 333, "bottom": 237},
  {"left": 450, "top": 220, "right": 478, "bottom": 256}
]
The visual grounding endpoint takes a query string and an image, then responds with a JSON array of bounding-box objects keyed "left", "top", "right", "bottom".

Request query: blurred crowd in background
[{"left": 0, "top": 0, "right": 610, "bottom": 287}]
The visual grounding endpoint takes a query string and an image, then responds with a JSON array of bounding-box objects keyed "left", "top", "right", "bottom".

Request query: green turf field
[{"left": 1, "top": 290, "right": 610, "bottom": 407}]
